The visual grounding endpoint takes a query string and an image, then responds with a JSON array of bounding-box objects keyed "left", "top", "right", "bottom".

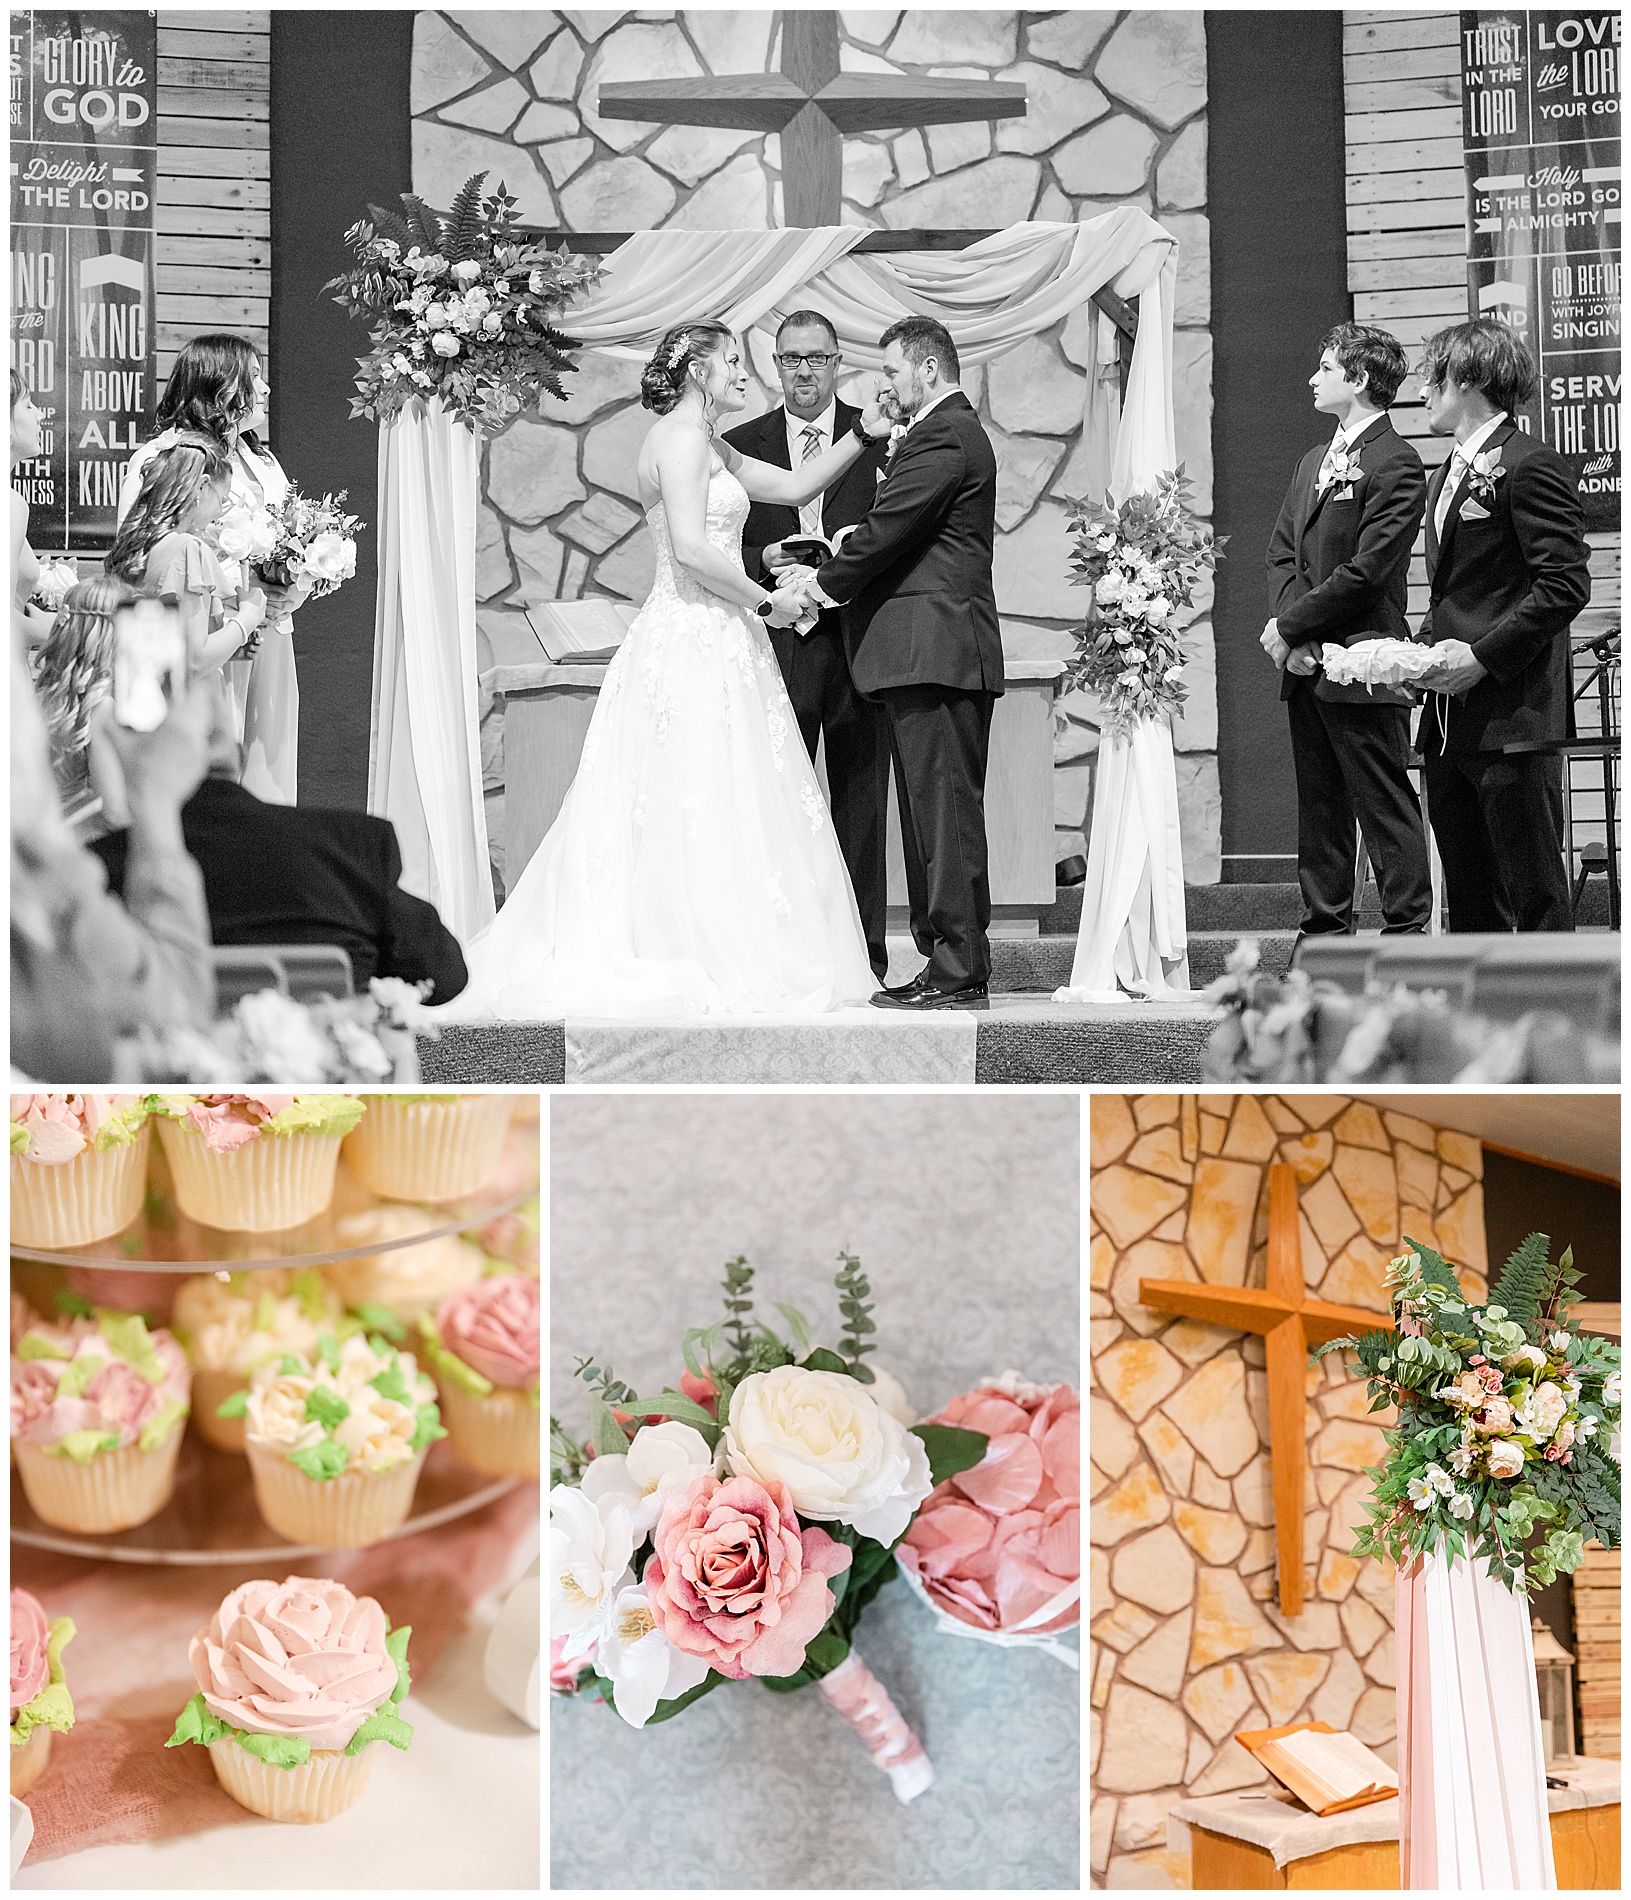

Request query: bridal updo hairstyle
[{"left": 640, "top": 321, "right": 733, "bottom": 414}]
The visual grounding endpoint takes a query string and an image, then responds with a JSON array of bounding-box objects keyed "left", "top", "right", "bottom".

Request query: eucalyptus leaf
[{"left": 586, "top": 1391, "right": 630, "bottom": 1458}]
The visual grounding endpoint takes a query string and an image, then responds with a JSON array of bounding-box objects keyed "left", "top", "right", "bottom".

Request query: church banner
[
  {"left": 9, "top": 9, "right": 159, "bottom": 551},
  {"left": 1459, "top": 8, "right": 1621, "bottom": 530}
]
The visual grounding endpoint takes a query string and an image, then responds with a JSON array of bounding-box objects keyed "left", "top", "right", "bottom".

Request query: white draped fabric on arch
[{"left": 369, "top": 207, "right": 1191, "bottom": 989}]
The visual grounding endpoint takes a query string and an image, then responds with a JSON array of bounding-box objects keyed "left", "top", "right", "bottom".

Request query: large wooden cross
[
  {"left": 597, "top": 9, "right": 1026, "bottom": 226},
  {"left": 1139, "top": 1164, "right": 1397, "bottom": 1617}
]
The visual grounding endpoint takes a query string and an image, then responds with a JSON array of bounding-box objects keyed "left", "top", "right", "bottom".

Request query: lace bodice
[{"left": 644, "top": 459, "right": 751, "bottom": 610}]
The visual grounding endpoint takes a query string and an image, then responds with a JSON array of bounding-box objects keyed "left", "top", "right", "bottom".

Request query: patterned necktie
[{"left": 798, "top": 424, "right": 822, "bottom": 537}]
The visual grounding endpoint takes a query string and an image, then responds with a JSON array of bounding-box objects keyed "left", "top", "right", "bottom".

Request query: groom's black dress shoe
[
  {"left": 880, "top": 967, "right": 932, "bottom": 998},
  {"left": 870, "top": 981, "right": 990, "bottom": 1011}
]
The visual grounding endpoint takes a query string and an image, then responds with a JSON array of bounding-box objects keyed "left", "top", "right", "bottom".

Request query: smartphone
[{"left": 111, "top": 599, "right": 186, "bottom": 731}]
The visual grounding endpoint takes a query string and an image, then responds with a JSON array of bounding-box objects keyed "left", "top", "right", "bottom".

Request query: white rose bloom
[
  {"left": 1487, "top": 1439, "right": 1526, "bottom": 1479},
  {"left": 723, "top": 1365, "right": 933, "bottom": 1544},
  {"left": 1144, "top": 596, "right": 1171, "bottom": 624},
  {"left": 580, "top": 1420, "right": 717, "bottom": 1534},
  {"left": 549, "top": 1485, "right": 636, "bottom": 1662},
  {"left": 596, "top": 1584, "right": 711, "bottom": 1729}
]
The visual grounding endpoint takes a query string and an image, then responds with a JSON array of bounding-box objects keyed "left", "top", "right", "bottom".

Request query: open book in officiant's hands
[{"left": 1234, "top": 1720, "right": 1398, "bottom": 1817}]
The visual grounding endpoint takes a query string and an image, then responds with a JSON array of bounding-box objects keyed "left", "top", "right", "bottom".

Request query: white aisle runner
[{"left": 563, "top": 1008, "right": 977, "bottom": 1085}]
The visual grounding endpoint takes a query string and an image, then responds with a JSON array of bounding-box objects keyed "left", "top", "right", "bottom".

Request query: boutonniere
[
  {"left": 1462, "top": 445, "right": 1506, "bottom": 504},
  {"left": 883, "top": 422, "right": 908, "bottom": 468},
  {"left": 1323, "top": 441, "right": 1364, "bottom": 493}
]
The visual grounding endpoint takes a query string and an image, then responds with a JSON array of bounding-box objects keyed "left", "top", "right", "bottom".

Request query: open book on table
[
  {"left": 1234, "top": 1720, "right": 1399, "bottom": 1818},
  {"left": 523, "top": 599, "right": 640, "bottom": 664}
]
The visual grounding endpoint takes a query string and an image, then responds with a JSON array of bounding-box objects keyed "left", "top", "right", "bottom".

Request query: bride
[{"left": 441, "top": 321, "right": 893, "bottom": 1019}]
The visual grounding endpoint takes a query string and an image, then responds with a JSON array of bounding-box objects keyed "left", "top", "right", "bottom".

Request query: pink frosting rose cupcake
[
  {"left": 155, "top": 1095, "right": 366, "bottom": 1232},
  {"left": 419, "top": 1273, "right": 540, "bottom": 1478},
  {"left": 11, "top": 1312, "right": 192, "bottom": 1533},
  {"left": 166, "top": 1575, "right": 413, "bottom": 1823},
  {"left": 341, "top": 1094, "right": 513, "bottom": 1204},
  {"left": 11, "top": 1094, "right": 153, "bottom": 1248},
  {"left": 11, "top": 1588, "right": 75, "bottom": 1798}
]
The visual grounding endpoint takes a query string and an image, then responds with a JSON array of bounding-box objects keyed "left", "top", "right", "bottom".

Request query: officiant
[{"left": 723, "top": 312, "right": 891, "bottom": 981}]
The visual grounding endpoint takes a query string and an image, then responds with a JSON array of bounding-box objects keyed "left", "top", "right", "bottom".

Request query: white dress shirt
[
  {"left": 785, "top": 399, "right": 835, "bottom": 539},
  {"left": 1316, "top": 408, "right": 1384, "bottom": 491},
  {"left": 1434, "top": 410, "right": 1507, "bottom": 540}
]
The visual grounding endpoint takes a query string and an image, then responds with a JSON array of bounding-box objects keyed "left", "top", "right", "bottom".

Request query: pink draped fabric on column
[{"left": 1396, "top": 1551, "right": 1557, "bottom": 1890}]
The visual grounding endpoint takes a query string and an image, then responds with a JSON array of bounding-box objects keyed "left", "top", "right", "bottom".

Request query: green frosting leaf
[
  {"left": 233, "top": 1729, "right": 311, "bottom": 1769},
  {"left": 263, "top": 1095, "right": 367, "bottom": 1142},
  {"left": 16, "top": 1330, "right": 70, "bottom": 1363},
  {"left": 253, "top": 1289, "right": 277, "bottom": 1334},
  {"left": 369, "top": 1365, "right": 411, "bottom": 1405},
  {"left": 10, "top": 1617, "right": 77, "bottom": 1747},
  {"left": 139, "top": 1398, "right": 189, "bottom": 1452},
  {"left": 316, "top": 1331, "right": 342, "bottom": 1373},
  {"left": 54, "top": 1352, "right": 107, "bottom": 1401},
  {"left": 279, "top": 1353, "right": 308, "bottom": 1376},
  {"left": 357, "top": 1308, "right": 405, "bottom": 1342},
  {"left": 288, "top": 1440, "right": 349, "bottom": 1481},
  {"left": 305, "top": 1387, "right": 350, "bottom": 1429},
  {"left": 90, "top": 1101, "right": 150, "bottom": 1151},
  {"left": 344, "top": 1710, "right": 414, "bottom": 1755},
  {"left": 415, "top": 1314, "right": 492, "bottom": 1398},
  {"left": 289, "top": 1267, "right": 330, "bottom": 1322},
  {"left": 385, "top": 1622, "right": 413, "bottom": 1705},
  {"left": 46, "top": 1429, "right": 123, "bottom": 1463},
  {"left": 97, "top": 1311, "right": 165, "bottom": 1384},
  {"left": 409, "top": 1402, "right": 447, "bottom": 1452},
  {"left": 165, "top": 1690, "right": 233, "bottom": 1750},
  {"left": 215, "top": 1386, "right": 250, "bottom": 1419},
  {"left": 9, "top": 1121, "right": 27, "bottom": 1154},
  {"left": 53, "top": 1288, "right": 95, "bottom": 1320}
]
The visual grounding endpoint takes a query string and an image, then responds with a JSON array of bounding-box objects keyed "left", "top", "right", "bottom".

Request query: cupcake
[
  {"left": 323, "top": 1205, "right": 484, "bottom": 1338},
  {"left": 11, "top": 1095, "right": 154, "bottom": 1248},
  {"left": 11, "top": 1311, "right": 192, "bottom": 1532},
  {"left": 173, "top": 1268, "right": 353, "bottom": 1452},
  {"left": 472, "top": 1192, "right": 540, "bottom": 1275},
  {"left": 166, "top": 1576, "right": 412, "bottom": 1822},
  {"left": 10, "top": 1588, "right": 74, "bottom": 1798},
  {"left": 237, "top": 1333, "right": 444, "bottom": 1548},
  {"left": 341, "top": 1094, "right": 513, "bottom": 1203},
  {"left": 420, "top": 1274, "right": 540, "bottom": 1478},
  {"left": 154, "top": 1095, "right": 366, "bottom": 1232}
]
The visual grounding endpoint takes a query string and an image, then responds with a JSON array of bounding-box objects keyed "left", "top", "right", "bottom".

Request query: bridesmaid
[
  {"left": 118, "top": 334, "right": 310, "bottom": 803},
  {"left": 10, "top": 373, "right": 56, "bottom": 649}
]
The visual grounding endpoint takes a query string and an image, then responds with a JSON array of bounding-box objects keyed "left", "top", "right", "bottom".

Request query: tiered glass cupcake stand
[{"left": 11, "top": 1120, "right": 540, "bottom": 1564}]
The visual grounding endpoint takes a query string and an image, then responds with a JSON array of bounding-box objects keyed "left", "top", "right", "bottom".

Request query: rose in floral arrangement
[{"left": 1487, "top": 1439, "right": 1527, "bottom": 1479}]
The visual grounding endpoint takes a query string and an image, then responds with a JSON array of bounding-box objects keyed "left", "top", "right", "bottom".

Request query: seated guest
[
  {"left": 1415, "top": 320, "right": 1591, "bottom": 932},
  {"left": 91, "top": 712, "right": 468, "bottom": 1002},
  {"left": 33, "top": 574, "right": 136, "bottom": 837}
]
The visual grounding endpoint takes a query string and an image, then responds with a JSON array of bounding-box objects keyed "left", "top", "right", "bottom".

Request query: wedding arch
[{"left": 372, "top": 207, "right": 1189, "bottom": 990}]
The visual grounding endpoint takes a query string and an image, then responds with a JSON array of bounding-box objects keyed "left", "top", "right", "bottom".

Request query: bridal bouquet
[
  {"left": 1318, "top": 1234, "right": 1621, "bottom": 1591},
  {"left": 1062, "top": 468, "right": 1223, "bottom": 734},
  {"left": 550, "top": 1255, "right": 996, "bottom": 1801},
  {"left": 324, "top": 171, "right": 600, "bottom": 433},
  {"left": 31, "top": 557, "right": 80, "bottom": 616}
]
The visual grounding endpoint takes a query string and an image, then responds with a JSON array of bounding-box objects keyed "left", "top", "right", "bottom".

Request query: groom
[{"left": 785, "top": 316, "right": 1002, "bottom": 1009}]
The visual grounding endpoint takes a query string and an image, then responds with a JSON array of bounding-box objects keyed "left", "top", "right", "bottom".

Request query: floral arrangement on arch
[
  {"left": 1062, "top": 468, "right": 1223, "bottom": 735},
  {"left": 323, "top": 171, "right": 600, "bottom": 434},
  {"left": 1319, "top": 1233, "right": 1621, "bottom": 1592}
]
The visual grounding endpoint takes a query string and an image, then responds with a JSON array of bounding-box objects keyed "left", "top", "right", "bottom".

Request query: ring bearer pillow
[{"left": 524, "top": 599, "right": 639, "bottom": 665}]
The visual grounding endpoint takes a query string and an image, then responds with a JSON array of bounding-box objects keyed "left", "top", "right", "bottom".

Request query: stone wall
[
  {"left": 410, "top": 8, "right": 1221, "bottom": 882},
  {"left": 1089, "top": 1093, "right": 1490, "bottom": 1888}
]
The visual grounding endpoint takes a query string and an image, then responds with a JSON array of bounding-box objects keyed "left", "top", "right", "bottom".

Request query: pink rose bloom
[
  {"left": 549, "top": 1634, "right": 580, "bottom": 1695},
  {"left": 190, "top": 1576, "right": 400, "bottom": 1751},
  {"left": 10, "top": 1589, "right": 50, "bottom": 1713},
  {"left": 10, "top": 1093, "right": 136, "bottom": 1164},
  {"left": 1477, "top": 1396, "right": 1514, "bottom": 1435},
  {"left": 435, "top": 1273, "right": 540, "bottom": 1388},
  {"left": 679, "top": 1370, "right": 718, "bottom": 1417},
  {"left": 184, "top": 1096, "right": 298, "bottom": 1152},
  {"left": 644, "top": 1473, "right": 851, "bottom": 1681}
]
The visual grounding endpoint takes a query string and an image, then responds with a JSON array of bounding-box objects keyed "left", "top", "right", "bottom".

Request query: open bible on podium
[{"left": 1234, "top": 1720, "right": 1399, "bottom": 1818}]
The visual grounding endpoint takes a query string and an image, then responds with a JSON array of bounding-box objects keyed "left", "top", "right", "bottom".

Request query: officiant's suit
[
  {"left": 723, "top": 397, "right": 891, "bottom": 977},
  {"left": 812, "top": 390, "right": 1002, "bottom": 995},
  {"left": 1267, "top": 414, "right": 1433, "bottom": 936},
  {"left": 1418, "top": 417, "right": 1590, "bottom": 931}
]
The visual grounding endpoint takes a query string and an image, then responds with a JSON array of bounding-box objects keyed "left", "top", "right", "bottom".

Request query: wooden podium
[{"left": 484, "top": 645, "right": 1064, "bottom": 929}]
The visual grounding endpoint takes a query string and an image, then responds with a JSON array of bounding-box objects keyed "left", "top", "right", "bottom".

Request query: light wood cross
[
  {"left": 597, "top": 9, "right": 1026, "bottom": 226},
  {"left": 1138, "top": 1162, "right": 1397, "bottom": 1617}
]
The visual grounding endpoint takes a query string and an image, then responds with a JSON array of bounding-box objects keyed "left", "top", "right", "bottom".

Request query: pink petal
[
  {"left": 946, "top": 1394, "right": 1031, "bottom": 1437},
  {"left": 902, "top": 1501, "right": 994, "bottom": 1578},
  {"left": 1040, "top": 1415, "right": 1080, "bottom": 1504},
  {"left": 951, "top": 1432, "right": 1043, "bottom": 1514},
  {"left": 1039, "top": 1503, "right": 1080, "bottom": 1580}
]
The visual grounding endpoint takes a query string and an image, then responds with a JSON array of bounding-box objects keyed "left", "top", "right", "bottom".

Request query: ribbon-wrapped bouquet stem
[{"left": 549, "top": 1255, "right": 1000, "bottom": 1801}]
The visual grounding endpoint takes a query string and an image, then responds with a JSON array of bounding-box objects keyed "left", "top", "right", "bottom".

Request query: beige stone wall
[
  {"left": 409, "top": 8, "right": 1221, "bottom": 880},
  {"left": 1089, "top": 1093, "right": 1489, "bottom": 1889}
]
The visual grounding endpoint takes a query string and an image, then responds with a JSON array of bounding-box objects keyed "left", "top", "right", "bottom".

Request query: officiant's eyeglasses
[{"left": 775, "top": 352, "right": 838, "bottom": 369}]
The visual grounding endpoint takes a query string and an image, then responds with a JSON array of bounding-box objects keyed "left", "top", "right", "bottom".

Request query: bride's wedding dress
[{"left": 439, "top": 459, "right": 877, "bottom": 1019}]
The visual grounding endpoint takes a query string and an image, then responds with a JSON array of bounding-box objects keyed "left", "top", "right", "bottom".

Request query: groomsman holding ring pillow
[
  {"left": 723, "top": 313, "right": 892, "bottom": 981},
  {"left": 1263, "top": 324, "right": 1433, "bottom": 943},
  {"left": 1414, "top": 319, "right": 1592, "bottom": 933}
]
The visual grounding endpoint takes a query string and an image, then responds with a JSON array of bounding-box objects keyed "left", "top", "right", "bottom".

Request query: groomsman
[
  {"left": 1415, "top": 319, "right": 1591, "bottom": 931},
  {"left": 1263, "top": 323, "right": 1432, "bottom": 939},
  {"left": 723, "top": 310, "right": 891, "bottom": 979}
]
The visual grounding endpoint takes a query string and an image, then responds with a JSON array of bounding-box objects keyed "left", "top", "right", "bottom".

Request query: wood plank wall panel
[
  {"left": 155, "top": 10, "right": 269, "bottom": 380},
  {"left": 1344, "top": 10, "right": 1619, "bottom": 656}
]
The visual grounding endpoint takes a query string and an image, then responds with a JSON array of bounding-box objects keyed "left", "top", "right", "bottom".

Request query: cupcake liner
[
  {"left": 10, "top": 1125, "right": 152, "bottom": 1248},
  {"left": 190, "top": 1365, "right": 250, "bottom": 1453},
  {"left": 158, "top": 1121, "right": 342, "bottom": 1231},
  {"left": 14, "top": 1429, "right": 184, "bottom": 1533},
  {"left": 343, "top": 1097, "right": 513, "bottom": 1203},
  {"left": 438, "top": 1378, "right": 540, "bottom": 1479},
  {"left": 207, "top": 1736, "right": 374, "bottom": 1822},
  {"left": 245, "top": 1440, "right": 426, "bottom": 1548},
  {"left": 10, "top": 1723, "right": 52, "bottom": 1798}
]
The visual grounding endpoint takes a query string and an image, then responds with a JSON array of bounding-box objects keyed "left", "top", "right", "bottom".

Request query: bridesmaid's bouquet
[
  {"left": 31, "top": 557, "right": 80, "bottom": 616},
  {"left": 550, "top": 1255, "right": 999, "bottom": 1801},
  {"left": 253, "top": 489, "right": 363, "bottom": 600}
]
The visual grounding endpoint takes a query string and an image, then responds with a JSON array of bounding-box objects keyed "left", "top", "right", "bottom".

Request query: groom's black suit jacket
[
  {"left": 812, "top": 390, "right": 1003, "bottom": 700},
  {"left": 1265, "top": 414, "right": 1426, "bottom": 707}
]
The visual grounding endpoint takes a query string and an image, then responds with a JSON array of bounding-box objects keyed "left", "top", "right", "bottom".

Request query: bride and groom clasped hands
[{"left": 442, "top": 310, "right": 1005, "bottom": 1026}]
